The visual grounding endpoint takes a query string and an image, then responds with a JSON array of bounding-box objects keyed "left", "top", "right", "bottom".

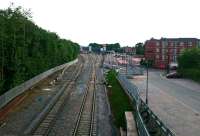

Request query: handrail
[
  {"left": 117, "top": 74, "right": 176, "bottom": 136},
  {"left": 117, "top": 74, "right": 150, "bottom": 136},
  {"left": 0, "top": 59, "right": 78, "bottom": 109}
]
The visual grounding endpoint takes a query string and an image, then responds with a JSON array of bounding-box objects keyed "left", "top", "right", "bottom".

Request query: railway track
[
  {"left": 72, "top": 55, "right": 97, "bottom": 136},
  {"left": 26, "top": 60, "right": 83, "bottom": 136}
]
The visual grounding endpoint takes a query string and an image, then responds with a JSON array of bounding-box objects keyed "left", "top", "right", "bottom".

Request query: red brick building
[
  {"left": 123, "top": 46, "right": 135, "bottom": 54},
  {"left": 144, "top": 38, "right": 200, "bottom": 69}
]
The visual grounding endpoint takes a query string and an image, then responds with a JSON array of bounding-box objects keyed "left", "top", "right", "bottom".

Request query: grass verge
[{"left": 106, "top": 70, "right": 134, "bottom": 129}]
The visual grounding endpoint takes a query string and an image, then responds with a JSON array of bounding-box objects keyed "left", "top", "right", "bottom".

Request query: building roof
[{"left": 161, "top": 38, "right": 200, "bottom": 42}]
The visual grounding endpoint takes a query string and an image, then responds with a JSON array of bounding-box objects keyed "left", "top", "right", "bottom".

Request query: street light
[
  {"left": 126, "top": 53, "right": 128, "bottom": 75},
  {"left": 146, "top": 60, "right": 149, "bottom": 105}
]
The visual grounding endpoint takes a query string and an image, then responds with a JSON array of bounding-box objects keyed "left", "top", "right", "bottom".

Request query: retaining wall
[{"left": 0, "top": 59, "right": 78, "bottom": 109}]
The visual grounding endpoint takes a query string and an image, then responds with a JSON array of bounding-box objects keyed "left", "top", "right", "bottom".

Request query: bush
[
  {"left": 178, "top": 48, "right": 200, "bottom": 82},
  {"left": 179, "top": 68, "right": 200, "bottom": 82}
]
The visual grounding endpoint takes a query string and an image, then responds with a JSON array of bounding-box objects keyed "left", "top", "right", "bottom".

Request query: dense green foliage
[
  {"left": 178, "top": 48, "right": 200, "bottom": 82},
  {"left": 88, "top": 43, "right": 102, "bottom": 52},
  {"left": 88, "top": 43, "right": 121, "bottom": 52},
  {"left": 140, "top": 59, "right": 154, "bottom": 67},
  {"left": 105, "top": 43, "right": 121, "bottom": 51},
  {"left": 106, "top": 70, "right": 133, "bottom": 128},
  {"left": 135, "top": 42, "right": 144, "bottom": 55},
  {"left": 0, "top": 6, "right": 79, "bottom": 94}
]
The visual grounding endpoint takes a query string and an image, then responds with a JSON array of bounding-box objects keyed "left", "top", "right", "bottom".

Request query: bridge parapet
[{"left": 0, "top": 59, "right": 78, "bottom": 110}]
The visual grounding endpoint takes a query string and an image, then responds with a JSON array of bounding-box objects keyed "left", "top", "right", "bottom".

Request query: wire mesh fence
[{"left": 117, "top": 74, "right": 175, "bottom": 136}]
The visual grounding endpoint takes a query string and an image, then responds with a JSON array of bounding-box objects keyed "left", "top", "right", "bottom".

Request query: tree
[
  {"left": 0, "top": 6, "right": 80, "bottom": 95},
  {"left": 178, "top": 48, "right": 200, "bottom": 82},
  {"left": 88, "top": 43, "right": 121, "bottom": 52},
  {"left": 135, "top": 43, "right": 144, "bottom": 55},
  {"left": 106, "top": 43, "right": 121, "bottom": 52}
]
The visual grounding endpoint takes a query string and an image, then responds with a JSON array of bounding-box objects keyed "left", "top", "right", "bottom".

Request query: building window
[
  {"left": 197, "top": 41, "right": 200, "bottom": 47},
  {"left": 173, "top": 55, "right": 177, "bottom": 62},
  {"left": 156, "top": 42, "right": 160, "bottom": 46},
  {"left": 162, "top": 55, "right": 165, "bottom": 61},
  {"left": 156, "top": 55, "right": 159, "bottom": 59},
  {"left": 180, "top": 42, "right": 184, "bottom": 46},
  {"left": 174, "top": 48, "right": 177, "bottom": 54},
  {"left": 156, "top": 48, "right": 159, "bottom": 52},
  {"left": 189, "top": 42, "right": 192, "bottom": 46}
]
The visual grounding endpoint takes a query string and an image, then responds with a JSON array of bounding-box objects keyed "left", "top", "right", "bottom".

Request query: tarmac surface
[{"left": 130, "top": 69, "right": 200, "bottom": 136}]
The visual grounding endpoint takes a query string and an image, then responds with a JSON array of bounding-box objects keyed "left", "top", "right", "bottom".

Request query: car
[{"left": 166, "top": 72, "right": 181, "bottom": 78}]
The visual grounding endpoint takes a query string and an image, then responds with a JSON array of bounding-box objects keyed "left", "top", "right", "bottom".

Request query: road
[
  {"left": 130, "top": 69, "right": 200, "bottom": 136},
  {"left": 0, "top": 54, "right": 113, "bottom": 136}
]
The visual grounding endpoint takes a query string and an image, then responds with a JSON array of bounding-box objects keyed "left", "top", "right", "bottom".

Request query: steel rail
[
  {"left": 29, "top": 61, "right": 83, "bottom": 136},
  {"left": 89, "top": 69, "right": 97, "bottom": 136},
  {"left": 72, "top": 55, "right": 96, "bottom": 136}
]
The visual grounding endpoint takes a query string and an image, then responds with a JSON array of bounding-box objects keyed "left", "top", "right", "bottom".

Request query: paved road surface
[{"left": 130, "top": 69, "right": 200, "bottom": 136}]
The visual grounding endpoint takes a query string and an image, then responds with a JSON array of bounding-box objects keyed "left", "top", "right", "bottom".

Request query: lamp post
[
  {"left": 146, "top": 60, "right": 149, "bottom": 105},
  {"left": 126, "top": 53, "right": 128, "bottom": 75}
]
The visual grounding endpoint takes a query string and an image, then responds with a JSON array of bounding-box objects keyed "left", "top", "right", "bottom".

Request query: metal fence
[
  {"left": 0, "top": 59, "right": 78, "bottom": 109},
  {"left": 117, "top": 74, "right": 175, "bottom": 136},
  {"left": 117, "top": 74, "right": 149, "bottom": 136},
  {"left": 139, "top": 100, "right": 175, "bottom": 136}
]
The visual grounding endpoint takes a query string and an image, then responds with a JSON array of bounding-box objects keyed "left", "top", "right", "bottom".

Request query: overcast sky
[{"left": 1, "top": 0, "right": 200, "bottom": 46}]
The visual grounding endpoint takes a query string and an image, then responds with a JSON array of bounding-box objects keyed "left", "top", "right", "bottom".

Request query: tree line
[
  {"left": 178, "top": 48, "right": 200, "bottom": 82},
  {"left": 88, "top": 43, "right": 121, "bottom": 52},
  {"left": 0, "top": 6, "right": 80, "bottom": 95},
  {"left": 88, "top": 42, "right": 144, "bottom": 55},
  {"left": 135, "top": 43, "right": 144, "bottom": 55}
]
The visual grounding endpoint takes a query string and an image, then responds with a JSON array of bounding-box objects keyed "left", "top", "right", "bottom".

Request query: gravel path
[{"left": 95, "top": 67, "right": 113, "bottom": 136}]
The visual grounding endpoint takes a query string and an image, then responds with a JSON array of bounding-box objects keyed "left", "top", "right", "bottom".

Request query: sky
[{"left": 1, "top": 0, "right": 200, "bottom": 47}]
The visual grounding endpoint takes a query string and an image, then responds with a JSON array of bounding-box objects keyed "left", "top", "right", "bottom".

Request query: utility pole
[
  {"left": 165, "top": 44, "right": 169, "bottom": 74},
  {"left": 167, "top": 48, "right": 170, "bottom": 74},
  {"left": 126, "top": 53, "right": 128, "bottom": 75},
  {"left": 146, "top": 60, "right": 149, "bottom": 105},
  {"left": 102, "top": 52, "right": 105, "bottom": 73},
  {"left": 124, "top": 47, "right": 127, "bottom": 75}
]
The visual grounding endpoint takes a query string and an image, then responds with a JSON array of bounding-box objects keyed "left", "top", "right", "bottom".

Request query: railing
[
  {"left": 135, "top": 105, "right": 150, "bottom": 136},
  {"left": 117, "top": 74, "right": 150, "bottom": 136},
  {"left": 139, "top": 100, "right": 175, "bottom": 136},
  {"left": 0, "top": 59, "right": 78, "bottom": 109},
  {"left": 117, "top": 74, "right": 175, "bottom": 136},
  {"left": 117, "top": 75, "right": 140, "bottom": 103}
]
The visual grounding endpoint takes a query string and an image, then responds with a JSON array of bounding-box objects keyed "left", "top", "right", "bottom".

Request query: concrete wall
[
  {"left": 0, "top": 59, "right": 78, "bottom": 109},
  {"left": 125, "top": 112, "right": 138, "bottom": 136}
]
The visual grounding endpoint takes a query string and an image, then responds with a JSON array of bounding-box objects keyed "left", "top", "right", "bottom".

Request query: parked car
[
  {"left": 169, "top": 63, "right": 178, "bottom": 70},
  {"left": 166, "top": 72, "right": 181, "bottom": 78}
]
